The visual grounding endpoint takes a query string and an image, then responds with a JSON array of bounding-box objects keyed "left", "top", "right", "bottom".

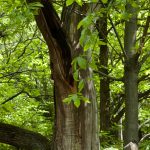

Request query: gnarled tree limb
[{"left": 0, "top": 122, "right": 51, "bottom": 150}]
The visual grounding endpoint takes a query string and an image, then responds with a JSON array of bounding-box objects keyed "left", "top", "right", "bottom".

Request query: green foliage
[
  {"left": 0, "top": 0, "right": 150, "bottom": 149},
  {"left": 0, "top": 1, "right": 54, "bottom": 145},
  {"left": 78, "top": 79, "right": 84, "bottom": 92},
  {"left": 63, "top": 93, "right": 90, "bottom": 108},
  {"left": 72, "top": 56, "right": 87, "bottom": 71},
  {"left": 28, "top": 2, "right": 44, "bottom": 15},
  {"left": 66, "top": 0, "right": 83, "bottom": 6}
]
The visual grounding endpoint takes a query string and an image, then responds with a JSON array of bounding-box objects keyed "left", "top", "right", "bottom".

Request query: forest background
[{"left": 0, "top": 0, "right": 149, "bottom": 149}]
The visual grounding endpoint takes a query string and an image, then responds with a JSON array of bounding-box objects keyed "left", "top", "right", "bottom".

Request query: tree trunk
[
  {"left": 97, "top": 5, "right": 110, "bottom": 132},
  {"left": 0, "top": 122, "right": 50, "bottom": 150},
  {"left": 32, "top": 1, "right": 99, "bottom": 149},
  {"left": 124, "top": 1, "right": 139, "bottom": 149}
]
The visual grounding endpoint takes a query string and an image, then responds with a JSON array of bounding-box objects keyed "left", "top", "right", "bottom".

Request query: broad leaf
[
  {"left": 66, "top": 0, "right": 74, "bottom": 6},
  {"left": 77, "top": 57, "right": 87, "bottom": 70},
  {"left": 75, "top": 0, "right": 82, "bottom": 6},
  {"left": 74, "top": 98, "right": 81, "bottom": 108},
  {"left": 73, "top": 70, "right": 79, "bottom": 81}
]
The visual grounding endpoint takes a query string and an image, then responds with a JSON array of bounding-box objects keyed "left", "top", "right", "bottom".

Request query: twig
[
  {"left": 94, "top": 70, "right": 123, "bottom": 81},
  {"left": 139, "top": 51, "right": 150, "bottom": 70},
  {"left": 1, "top": 90, "right": 24, "bottom": 104},
  {"left": 140, "top": 133, "right": 150, "bottom": 142},
  {"left": 138, "top": 15, "right": 150, "bottom": 53},
  {"left": 108, "top": 15, "right": 127, "bottom": 58},
  {"left": 139, "top": 119, "right": 150, "bottom": 130},
  {"left": 138, "top": 74, "right": 150, "bottom": 83}
]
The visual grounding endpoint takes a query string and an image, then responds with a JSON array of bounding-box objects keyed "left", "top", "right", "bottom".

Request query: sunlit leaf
[
  {"left": 63, "top": 98, "right": 71, "bottom": 104},
  {"left": 66, "top": 0, "right": 74, "bottom": 6},
  {"left": 74, "top": 98, "right": 80, "bottom": 108},
  {"left": 75, "top": 0, "right": 82, "bottom": 6}
]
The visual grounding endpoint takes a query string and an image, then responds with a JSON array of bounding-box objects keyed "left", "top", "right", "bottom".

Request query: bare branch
[
  {"left": 140, "top": 133, "right": 150, "bottom": 142},
  {"left": 108, "top": 16, "right": 127, "bottom": 58},
  {"left": 138, "top": 15, "right": 150, "bottom": 53},
  {"left": 1, "top": 89, "right": 53, "bottom": 105},
  {"left": 139, "top": 51, "right": 150, "bottom": 70},
  {"left": 138, "top": 74, "right": 150, "bottom": 83},
  {"left": 1, "top": 90, "right": 24, "bottom": 105},
  {"left": 17, "top": 28, "right": 38, "bottom": 59},
  {"left": 139, "top": 119, "right": 150, "bottom": 130},
  {"left": 94, "top": 70, "right": 123, "bottom": 81},
  {"left": 139, "top": 89, "right": 150, "bottom": 101}
]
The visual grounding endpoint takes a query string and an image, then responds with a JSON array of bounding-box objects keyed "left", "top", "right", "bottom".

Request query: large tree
[{"left": 30, "top": 1, "right": 100, "bottom": 149}]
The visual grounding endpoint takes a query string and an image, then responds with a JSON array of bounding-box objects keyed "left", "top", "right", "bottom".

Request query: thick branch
[
  {"left": 0, "top": 122, "right": 51, "bottom": 150},
  {"left": 32, "top": 1, "right": 73, "bottom": 86}
]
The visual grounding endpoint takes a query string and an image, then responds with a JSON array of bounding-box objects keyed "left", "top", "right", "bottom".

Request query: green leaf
[
  {"left": 71, "top": 94, "right": 78, "bottom": 101},
  {"left": 98, "top": 40, "right": 106, "bottom": 46},
  {"left": 82, "top": 97, "right": 90, "bottom": 103},
  {"left": 63, "top": 97, "right": 71, "bottom": 104},
  {"left": 78, "top": 80, "right": 84, "bottom": 92},
  {"left": 28, "top": 2, "right": 43, "bottom": 9},
  {"left": 73, "top": 70, "right": 79, "bottom": 81},
  {"left": 75, "top": 0, "right": 82, "bottom": 6},
  {"left": 77, "top": 20, "right": 83, "bottom": 29},
  {"left": 74, "top": 98, "right": 80, "bottom": 108},
  {"left": 77, "top": 57, "right": 87, "bottom": 70},
  {"left": 101, "top": 0, "right": 108, "bottom": 4},
  {"left": 72, "top": 58, "right": 77, "bottom": 71},
  {"left": 66, "top": 0, "right": 74, "bottom": 6}
]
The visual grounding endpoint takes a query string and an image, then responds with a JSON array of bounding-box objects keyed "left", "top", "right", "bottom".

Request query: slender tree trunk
[
  {"left": 32, "top": 1, "right": 99, "bottom": 149},
  {"left": 124, "top": 1, "right": 139, "bottom": 149},
  {"left": 98, "top": 6, "right": 110, "bottom": 132}
]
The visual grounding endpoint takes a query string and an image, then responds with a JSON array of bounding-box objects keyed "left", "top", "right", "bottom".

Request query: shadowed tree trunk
[
  {"left": 124, "top": 1, "right": 139, "bottom": 149},
  {"left": 0, "top": 122, "right": 51, "bottom": 150},
  {"left": 97, "top": 3, "right": 110, "bottom": 132}
]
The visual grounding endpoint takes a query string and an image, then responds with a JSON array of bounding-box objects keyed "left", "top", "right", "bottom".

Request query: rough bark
[
  {"left": 97, "top": 4, "right": 110, "bottom": 132},
  {"left": 61, "top": 3, "right": 99, "bottom": 150},
  {"left": 30, "top": 1, "right": 99, "bottom": 150},
  {"left": 0, "top": 122, "right": 51, "bottom": 150},
  {"left": 124, "top": 1, "right": 139, "bottom": 149}
]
